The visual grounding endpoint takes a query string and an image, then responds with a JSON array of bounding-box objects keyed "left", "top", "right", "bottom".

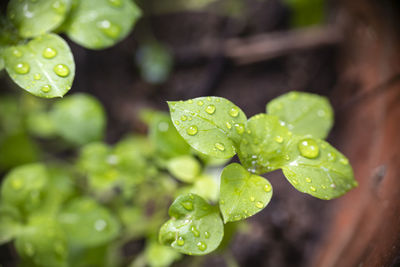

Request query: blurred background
[{"left": 1, "top": 0, "right": 400, "bottom": 266}]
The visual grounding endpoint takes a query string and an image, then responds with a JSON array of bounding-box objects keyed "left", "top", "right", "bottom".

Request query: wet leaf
[
  {"left": 51, "top": 93, "right": 106, "bottom": 145},
  {"left": 238, "top": 114, "right": 292, "bottom": 174},
  {"left": 7, "top": 0, "right": 71, "bottom": 38},
  {"left": 266, "top": 91, "right": 333, "bottom": 139},
  {"left": 159, "top": 194, "right": 224, "bottom": 255},
  {"left": 4, "top": 34, "right": 75, "bottom": 98},
  {"left": 64, "top": 0, "right": 141, "bottom": 49},
  {"left": 168, "top": 97, "right": 247, "bottom": 159},
  {"left": 281, "top": 136, "right": 356, "bottom": 199},
  {"left": 219, "top": 163, "right": 272, "bottom": 223}
]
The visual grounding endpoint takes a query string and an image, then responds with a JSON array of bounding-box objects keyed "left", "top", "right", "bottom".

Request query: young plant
[
  {"left": 0, "top": 0, "right": 141, "bottom": 98},
  {"left": 159, "top": 91, "right": 357, "bottom": 255}
]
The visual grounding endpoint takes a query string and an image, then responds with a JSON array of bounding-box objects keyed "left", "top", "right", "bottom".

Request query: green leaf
[
  {"left": 266, "top": 91, "right": 333, "bottom": 139},
  {"left": 58, "top": 197, "right": 120, "bottom": 247},
  {"left": 1, "top": 163, "right": 47, "bottom": 213},
  {"left": 64, "top": 0, "right": 141, "bottom": 50},
  {"left": 149, "top": 112, "right": 191, "bottom": 159},
  {"left": 4, "top": 34, "right": 75, "bottom": 98},
  {"left": 168, "top": 97, "right": 247, "bottom": 159},
  {"left": 0, "top": 48, "right": 5, "bottom": 71},
  {"left": 167, "top": 155, "right": 201, "bottom": 183},
  {"left": 51, "top": 93, "right": 106, "bottom": 145},
  {"left": 7, "top": 0, "right": 71, "bottom": 38},
  {"left": 281, "top": 136, "right": 357, "bottom": 199},
  {"left": 136, "top": 42, "right": 173, "bottom": 84},
  {"left": 238, "top": 114, "right": 293, "bottom": 174},
  {"left": 190, "top": 174, "right": 219, "bottom": 202},
  {"left": 159, "top": 194, "right": 224, "bottom": 255},
  {"left": 0, "top": 204, "right": 22, "bottom": 244},
  {"left": 145, "top": 240, "right": 182, "bottom": 267},
  {"left": 15, "top": 215, "right": 68, "bottom": 267},
  {"left": 219, "top": 163, "right": 273, "bottom": 223}
]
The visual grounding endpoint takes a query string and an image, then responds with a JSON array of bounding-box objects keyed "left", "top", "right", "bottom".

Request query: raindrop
[
  {"left": 186, "top": 125, "right": 198, "bottom": 136},
  {"left": 292, "top": 179, "right": 298, "bottom": 185},
  {"left": 264, "top": 184, "right": 272, "bottom": 193},
  {"left": 197, "top": 241, "right": 207, "bottom": 251},
  {"left": 181, "top": 115, "right": 187, "bottom": 121},
  {"left": 234, "top": 123, "right": 245, "bottom": 134},
  {"left": 174, "top": 120, "right": 180, "bottom": 125},
  {"left": 327, "top": 152, "right": 336, "bottom": 162},
  {"left": 52, "top": 0, "right": 67, "bottom": 14},
  {"left": 41, "top": 85, "right": 51, "bottom": 93},
  {"left": 181, "top": 201, "right": 193, "bottom": 211},
  {"left": 14, "top": 62, "right": 30, "bottom": 74},
  {"left": 53, "top": 64, "right": 70, "bottom": 77},
  {"left": 256, "top": 202, "right": 263, "bottom": 209},
  {"left": 33, "top": 73, "right": 41, "bottom": 80},
  {"left": 205, "top": 105, "right": 216, "bottom": 114},
  {"left": 220, "top": 200, "right": 225, "bottom": 205},
  {"left": 340, "top": 158, "right": 349, "bottom": 165},
  {"left": 204, "top": 231, "right": 210, "bottom": 239},
  {"left": 305, "top": 177, "right": 312, "bottom": 183},
  {"left": 97, "top": 20, "right": 121, "bottom": 39},
  {"left": 43, "top": 47, "right": 57, "bottom": 59},
  {"left": 298, "top": 138, "right": 320, "bottom": 159},
  {"left": 229, "top": 107, "right": 239, "bottom": 117},
  {"left": 177, "top": 236, "right": 185, "bottom": 246},
  {"left": 197, "top": 100, "right": 204, "bottom": 106},
  {"left": 214, "top": 143, "right": 225, "bottom": 151},
  {"left": 250, "top": 196, "right": 255, "bottom": 202},
  {"left": 310, "top": 186, "right": 317, "bottom": 192},
  {"left": 12, "top": 49, "right": 22, "bottom": 58},
  {"left": 226, "top": 122, "right": 232, "bottom": 129},
  {"left": 191, "top": 226, "right": 200, "bottom": 237}
]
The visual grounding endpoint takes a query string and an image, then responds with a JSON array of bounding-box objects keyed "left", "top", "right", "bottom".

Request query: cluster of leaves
[
  {"left": 0, "top": 0, "right": 141, "bottom": 98},
  {"left": 159, "top": 91, "right": 357, "bottom": 255},
  {"left": 0, "top": 92, "right": 232, "bottom": 267}
]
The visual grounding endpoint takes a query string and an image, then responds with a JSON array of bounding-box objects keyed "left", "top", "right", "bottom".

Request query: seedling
[
  {"left": 0, "top": 0, "right": 141, "bottom": 98},
  {"left": 159, "top": 91, "right": 357, "bottom": 255}
]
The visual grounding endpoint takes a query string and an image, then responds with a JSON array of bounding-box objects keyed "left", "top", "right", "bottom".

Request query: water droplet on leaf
[
  {"left": 205, "top": 105, "right": 216, "bottom": 114},
  {"left": 97, "top": 20, "right": 121, "bottom": 39},
  {"left": 197, "top": 100, "right": 204, "bottom": 106},
  {"left": 197, "top": 241, "right": 207, "bottom": 251},
  {"left": 214, "top": 143, "right": 225, "bottom": 151},
  {"left": 275, "top": 136, "right": 283, "bottom": 143},
  {"left": 305, "top": 177, "right": 312, "bottom": 183},
  {"left": 14, "top": 62, "right": 30, "bottom": 74},
  {"left": 94, "top": 219, "right": 107, "bottom": 232},
  {"left": 298, "top": 138, "right": 320, "bottom": 159},
  {"left": 108, "top": 0, "right": 122, "bottom": 7},
  {"left": 229, "top": 107, "right": 239, "bottom": 117},
  {"left": 41, "top": 85, "right": 51, "bottom": 93},
  {"left": 226, "top": 122, "right": 232, "bottom": 129},
  {"left": 177, "top": 236, "right": 185, "bottom": 246},
  {"left": 181, "top": 115, "right": 187, "bottom": 121},
  {"left": 186, "top": 125, "right": 198, "bottom": 136},
  {"left": 264, "top": 184, "right": 272, "bottom": 192},
  {"left": 181, "top": 201, "right": 193, "bottom": 211},
  {"left": 53, "top": 64, "right": 70, "bottom": 77},
  {"left": 191, "top": 226, "right": 200, "bottom": 237},
  {"left": 256, "top": 202, "right": 263, "bottom": 209},
  {"left": 43, "top": 47, "right": 57, "bottom": 59}
]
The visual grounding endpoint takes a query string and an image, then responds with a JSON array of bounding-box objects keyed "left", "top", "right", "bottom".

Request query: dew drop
[
  {"left": 340, "top": 158, "right": 349, "bottom": 165},
  {"left": 97, "top": 20, "right": 121, "bottom": 39},
  {"left": 292, "top": 179, "right": 298, "bottom": 185},
  {"left": 234, "top": 123, "right": 245, "bottom": 134},
  {"left": 197, "top": 100, "right": 204, "bottom": 106},
  {"left": 12, "top": 49, "right": 22, "bottom": 58},
  {"left": 41, "top": 85, "right": 51, "bottom": 93},
  {"left": 284, "top": 155, "right": 290, "bottom": 161},
  {"left": 181, "top": 201, "right": 193, "bottom": 211},
  {"left": 310, "top": 186, "right": 317, "bottom": 192},
  {"left": 177, "top": 236, "right": 185, "bottom": 246},
  {"left": 53, "top": 64, "right": 70, "bottom": 77},
  {"left": 43, "top": 47, "right": 57, "bottom": 59},
  {"left": 33, "top": 73, "right": 41, "bottom": 80},
  {"left": 205, "top": 105, "right": 216, "bottom": 114},
  {"left": 305, "top": 177, "right": 312, "bottom": 183},
  {"left": 197, "top": 241, "right": 207, "bottom": 251},
  {"left": 108, "top": 0, "right": 122, "bottom": 7},
  {"left": 186, "top": 125, "right": 198, "bottom": 136},
  {"left": 181, "top": 115, "right": 187, "bottom": 121},
  {"left": 264, "top": 184, "right": 272, "bottom": 193},
  {"left": 298, "top": 138, "right": 320, "bottom": 159},
  {"left": 174, "top": 120, "right": 180, "bottom": 125},
  {"left": 207, "top": 97, "right": 211, "bottom": 101},
  {"left": 250, "top": 196, "right": 255, "bottom": 202},
  {"left": 321, "top": 185, "right": 327, "bottom": 189},
  {"left": 220, "top": 200, "right": 225, "bottom": 205},
  {"left": 204, "top": 231, "right": 210, "bottom": 239},
  {"left": 188, "top": 99, "right": 193, "bottom": 104},
  {"left": 226, "top": 122, "right": 232, "bottom": 129},
  {"left": 214, "top": 143, "right": 225, "bottom": 151},
  {"left": 327, "top": 152, "right": 336, "bottom": 162},
  {"left": 275, "top": 136, "right": 284, "bottom": 143},
  {"left": 256, "top": 202, "right": 264, "bottom": 209},
  {"left": 229, "top": 107, "right": 239, "bottom": 117},
  {"left": 14, "top": 62, "right": 30, "bottom": 74},
  {"left": 191, "top": 226, "right": 200, "bottom": 237},
  {"left": 94, "top": 219, "right": 107, "bottom": 232}
]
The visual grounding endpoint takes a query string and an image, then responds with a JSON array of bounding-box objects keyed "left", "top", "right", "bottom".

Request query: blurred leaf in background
[{"left": 282, "top": 0, "right": 326, "bottom": 27}]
